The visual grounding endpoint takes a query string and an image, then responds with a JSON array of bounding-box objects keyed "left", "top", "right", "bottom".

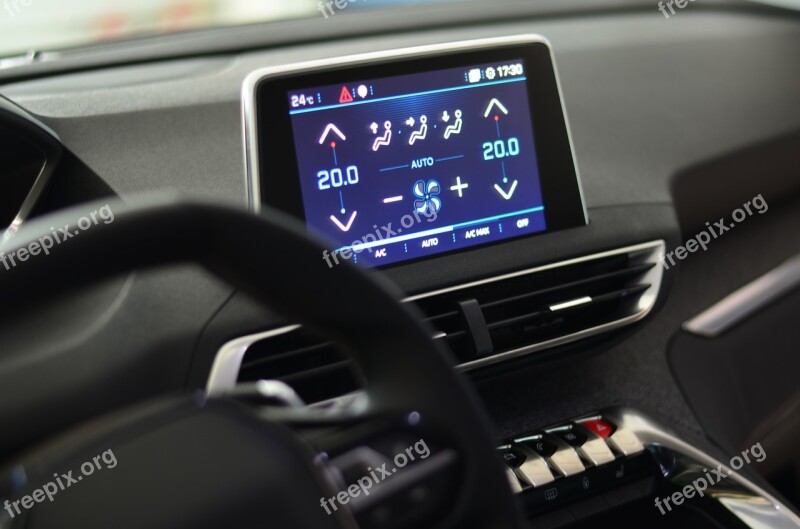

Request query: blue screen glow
[{"left": 289, "top": 60, "right": 547, "bottom": 267}]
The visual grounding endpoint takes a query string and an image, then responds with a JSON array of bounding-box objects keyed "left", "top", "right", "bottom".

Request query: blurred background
[{"left": 0, "top": 0, "right": 459, "bottom": 56}]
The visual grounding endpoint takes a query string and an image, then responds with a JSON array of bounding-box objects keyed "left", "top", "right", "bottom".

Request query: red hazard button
[{"left": 580, "top": 418, "right": 614, "bottom": 439}]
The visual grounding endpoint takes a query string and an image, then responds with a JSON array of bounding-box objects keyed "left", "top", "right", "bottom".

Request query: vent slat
[
  {"left": 241, "top": 341, "right": 337, "bottom": 370},
  {"left": 279, "top": 360, "right": 355, "bottom": 384},
  {"left": 590, "top": 283, "right": 651, "bottom": 303},
  {"left": 486, "top": 309, "right": 550, "bottom": 331},
  {"left": 485, "top": 284, "right": 651, "bottom": 331},
  {"left": 480, "top": 263, "right": 654, "bottom": 310},
  {"left": 237, "top": 331, "right": 362, "bottom": 403}
]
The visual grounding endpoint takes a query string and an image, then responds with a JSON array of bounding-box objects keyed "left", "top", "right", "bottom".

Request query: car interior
[{"left": 0, "top": 0, "right": 799, "bottom": 528}]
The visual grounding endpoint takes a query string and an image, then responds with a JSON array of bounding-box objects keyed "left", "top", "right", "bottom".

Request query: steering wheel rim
[{"left": 0, "top": 196, "right": 523, "bottom": 529}]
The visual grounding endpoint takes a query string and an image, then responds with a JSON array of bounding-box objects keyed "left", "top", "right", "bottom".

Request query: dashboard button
[
  {"left": 549, "top": 426, "right": 588, "bottom": 447},
  {"left": 607, "top": 427, "right": 644, "bottom": 456},
  {"left": 539, "top": 434, "right": 585, "bottom": 478},
  {"left": 515, "top": 434, "right": 557, "bottom": 458},
  {"left": 371, "top": 246, "right": 391, "bottom": 261},
  {"left": 516, "top": 434, "right": 584, "bottom": 477},
  {"left": 497, "top": 445, "right": 526, "bottom": 469},
  {"left": 568, "top": 423, "right": 616, "bottom": 466},
  {"left": 498, "top": 445, "right": 555, "bottom": 489},
  {"left": 547, "top": 425, "right": 614, "bottom": 467},
  {"left": 506, "top": 467, "right": 524, "bottom": 494},
  {"left": 513, "top": 446, "right": 555, "bottom": 488},
  {"left": 579, "top": 418, "right": 614, "bottom": 439},
  {"left": 547, "top": 448, "right": 584, "bottom": 477},
  {"left": 576, "top": 437, "right": 616, "bottom": 466}
]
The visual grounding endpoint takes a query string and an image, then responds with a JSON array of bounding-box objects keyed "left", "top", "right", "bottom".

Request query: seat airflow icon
[{"left": 408, "top": 115, "right": 428, "bottom": 145}]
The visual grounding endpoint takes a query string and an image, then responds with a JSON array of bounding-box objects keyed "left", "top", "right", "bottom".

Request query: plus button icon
[{"left": 450, "top": 176, "right": 469, "bottom": 197}]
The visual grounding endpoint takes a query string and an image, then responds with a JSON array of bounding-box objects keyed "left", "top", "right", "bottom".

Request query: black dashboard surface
[{"left": 1, "top": 7, "right": 799, "bottom": 455}]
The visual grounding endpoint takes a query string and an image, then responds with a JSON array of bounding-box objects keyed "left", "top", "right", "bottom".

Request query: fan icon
[{"left": 412, "top": 179, "right": 442, "bottom": 215}]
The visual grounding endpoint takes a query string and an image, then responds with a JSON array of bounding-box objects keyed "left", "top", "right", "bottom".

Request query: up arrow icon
[
  {"left": 483, "top": 98, "right": 509, "bottom": 118},
  {"left": 318, "top": 124, "right": 347, "bottom": 144}
]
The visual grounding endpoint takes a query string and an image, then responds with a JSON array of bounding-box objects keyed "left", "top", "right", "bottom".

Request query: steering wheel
[{"left": 0, "top": 196, "right": 524, "bottom": 529}]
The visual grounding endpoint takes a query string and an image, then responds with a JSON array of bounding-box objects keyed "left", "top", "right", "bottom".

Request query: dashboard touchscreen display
[
  {"left": 288, "top": 61, "right": 547, "bottom": 267},
  {"left": 249, "top": 38, "right": 587, "bottom": 269}
]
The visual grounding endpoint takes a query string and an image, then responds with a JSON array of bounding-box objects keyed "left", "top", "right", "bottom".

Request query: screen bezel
[{"left": 244, "top": 35, "right": 587, "bottom": 269}]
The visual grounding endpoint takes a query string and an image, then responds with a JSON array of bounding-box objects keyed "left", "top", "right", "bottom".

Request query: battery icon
[{"left": 468, "top": 68, "right": 482, "bottom": 83}]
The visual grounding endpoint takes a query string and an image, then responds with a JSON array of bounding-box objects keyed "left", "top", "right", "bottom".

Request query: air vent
[
  {"left": 410, "top": 240, "right": 664, "bottom": 369},
  {"left": 207, "top": 241, "right": 664, "bottom": 400},
  {"left": 0, "top": 95, "right": 61, "bottom": 236},
  {"left": 235, "top": 328, "right": 363, "bottom": 404}
]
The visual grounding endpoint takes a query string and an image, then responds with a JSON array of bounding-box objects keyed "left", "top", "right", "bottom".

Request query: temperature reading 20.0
[
  {"left": 483, "top": 137, "right": 520, "bottom": 161},
  {"left": 317, "top": 165, "right": 359, "bottom": 190}
]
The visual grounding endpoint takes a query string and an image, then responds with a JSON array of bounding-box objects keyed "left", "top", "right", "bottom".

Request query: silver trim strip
[
  {"left": 206, "top": 324, "right": 299, "bottom": 395},
  {"left": 683, "top": 253, "right": 800, "bottom": 338},
  {"left": 718, "top": 497, "right": 800, "bottom": 529},
  {"left": 0, "top": 97, "right": 62, "bottom": 245},
  {"left": 2, "top": 163, "right": 51, "bottom": 244},
  {"left": 206, "top": 240, "right": 664, "bottom": 394},
  {"left": 241, "top": 34, "right": 587, "bottom": 225},
  {"left": 406, "top": 240, "right": 663, "bottom": 302},
  {"left": 606, "top": 408, "right": 800, "bottom": 528},
  {"left": 550, "top": 296, "right": 592, "bottom": 312}
]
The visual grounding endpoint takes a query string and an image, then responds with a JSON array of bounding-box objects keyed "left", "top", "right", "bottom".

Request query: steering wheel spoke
[{"left": 301, "top": 409, "right": 463, "bottom": 529}]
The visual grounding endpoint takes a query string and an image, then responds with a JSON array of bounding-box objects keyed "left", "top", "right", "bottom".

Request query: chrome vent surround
[
  {"left": 0, "top": 96, "right": 61, "bottom": 242},
  {"left": 207, "top": 241, "right": 665, "bottom": 399}
]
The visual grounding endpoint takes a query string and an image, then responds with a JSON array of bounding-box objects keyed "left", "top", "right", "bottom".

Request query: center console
[
  {"left": 222, "top": 35, "right": 800, "bottom": 529},
  {"left": 500, "top": 409, "right": 800, "bottom": 529}
]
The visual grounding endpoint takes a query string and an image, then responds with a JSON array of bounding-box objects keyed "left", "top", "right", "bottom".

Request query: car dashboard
[{"left": 1, "top": 3, "right": 799, "bottom": 528}]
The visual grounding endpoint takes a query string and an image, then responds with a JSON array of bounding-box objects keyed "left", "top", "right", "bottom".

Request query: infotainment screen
[{"left": 247, "top": 37, "right": 586, "bottom": 268}]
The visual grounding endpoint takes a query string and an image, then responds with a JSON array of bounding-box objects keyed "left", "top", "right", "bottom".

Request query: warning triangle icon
[{"left": 339, "top": 86, "right": 354, "bottom": 103}]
